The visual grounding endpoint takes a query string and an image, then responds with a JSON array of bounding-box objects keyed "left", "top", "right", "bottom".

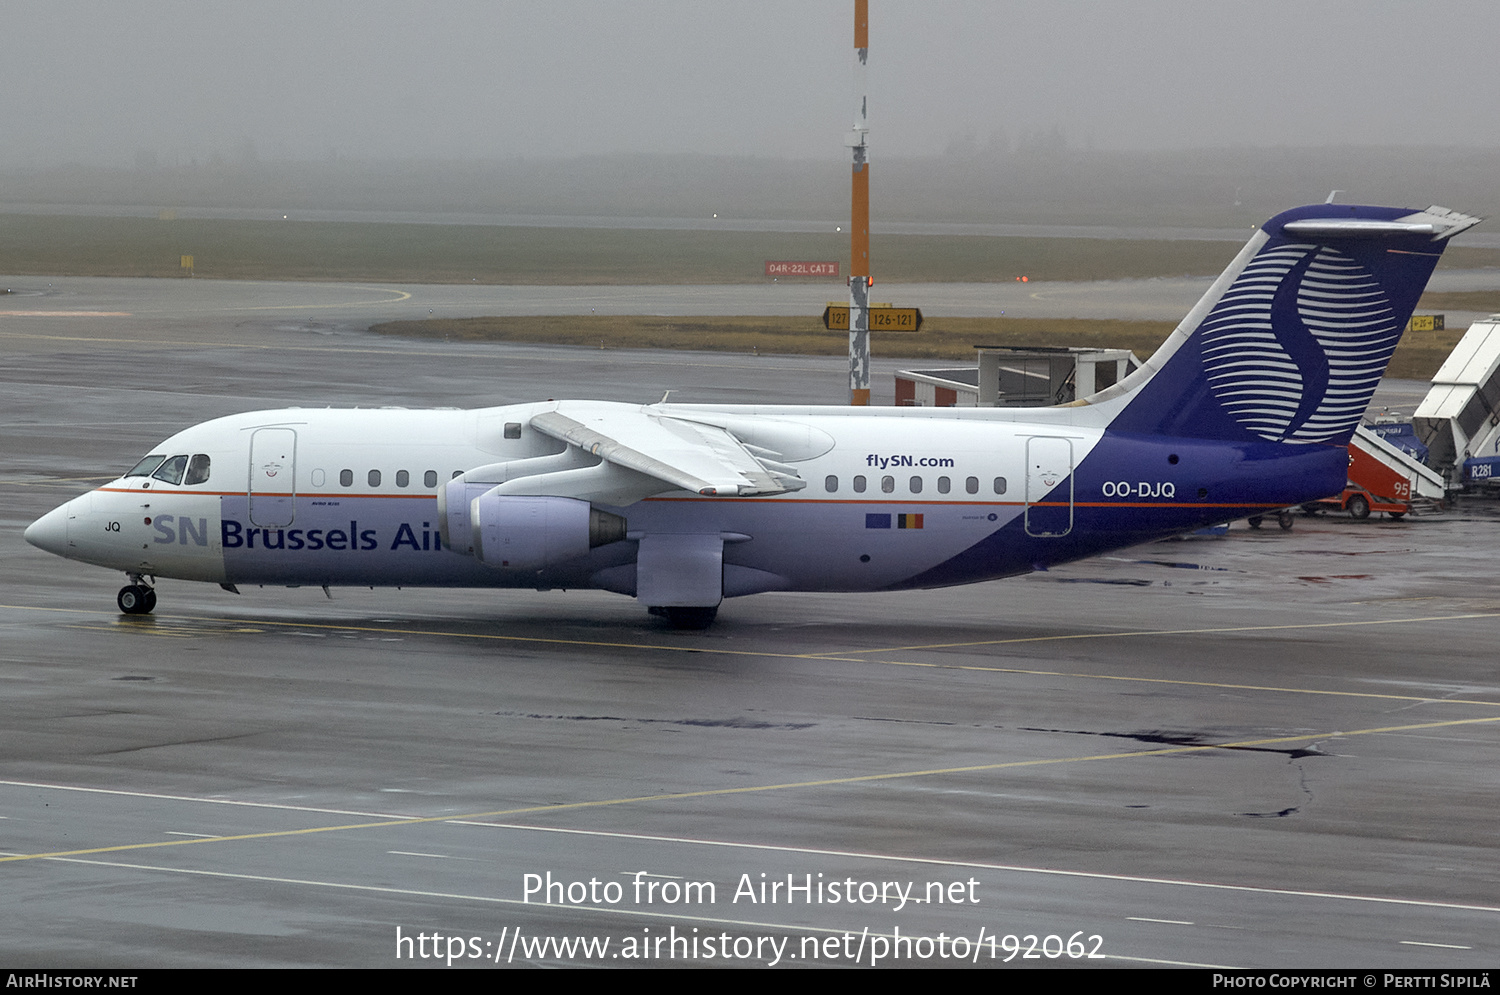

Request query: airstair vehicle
[
  {"left": 1304, "top": 424, "right": 1447, "bottom": 519},
  {"left": 1413, "top": 316, "right": 1500, "bottom": 492}
]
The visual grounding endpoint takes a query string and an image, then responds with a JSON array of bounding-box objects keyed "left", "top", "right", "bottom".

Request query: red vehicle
[{"left": 1306, "top": 440, "right": 1415, "bottom": 520}]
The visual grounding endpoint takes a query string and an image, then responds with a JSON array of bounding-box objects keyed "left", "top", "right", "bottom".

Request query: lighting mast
[{"left": 847, "top": 0, "right": 871, "bottom": 405}]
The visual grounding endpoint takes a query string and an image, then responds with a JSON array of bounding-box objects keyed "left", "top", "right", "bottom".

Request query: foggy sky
[{"left": 3, "top": 1, "right": 1499, "bottom": 169}]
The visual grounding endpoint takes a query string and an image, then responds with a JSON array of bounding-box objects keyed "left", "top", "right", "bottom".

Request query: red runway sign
[{"left": 765, "top": 260, "right": 840, "bottom": 277}]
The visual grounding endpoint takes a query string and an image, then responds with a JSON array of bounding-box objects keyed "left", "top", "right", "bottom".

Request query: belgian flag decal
[{"left": 865, "top": 513, "right": 924, "bottom": 529}]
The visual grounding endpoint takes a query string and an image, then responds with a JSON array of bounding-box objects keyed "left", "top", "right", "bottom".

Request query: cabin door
[
  {"left": 1024, "top": 436, "right": 1074, "bottom": 537},
  {"left": 248, "top": 428, "right": 297, "bottom": 528}
]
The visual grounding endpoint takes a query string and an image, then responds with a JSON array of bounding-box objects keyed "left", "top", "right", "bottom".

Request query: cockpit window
[
  {"left": 152, "top": 455, "right": 189, "bottom": 485},
  {"left": 125, "top": 454, "right": 166, "bottom": 478},
  {"left": 184, "top": 454, "right": 211, "bottom": 485}
]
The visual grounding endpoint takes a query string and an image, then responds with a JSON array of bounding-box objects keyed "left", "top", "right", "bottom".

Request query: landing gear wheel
[
  {"left": 1247, "top": 515, "right": 1263, "bottom": 529},
  {"left": 661, "top": 606, "right": 718, "bottom": 630},
  {"left": 1348, "top": 495, "right": 1371, "bottom": 520},
  {"left": 1277, "top": 511, "right": 1295, "bottom": 531},
  {"left": 117, "top": 585, "right": 155, "bottom": 615},
  {"left": 1389, "top": 511, "right": 1405, "bottom": 521}
]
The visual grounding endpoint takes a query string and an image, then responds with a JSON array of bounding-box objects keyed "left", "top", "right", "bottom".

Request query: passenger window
[
  {"left": 152, "top": 455, "right": 189, "bottom": 485},
  {"left": 396, "top": 470, "right": 409, "bottom": 488},
  {"left": 340, "top": 469, "right": 353, "bottom": 487},
  {"left": 452, "top": 470, "right": 463, "bottom": 479},
  {"left": 184, "top": 454, "right": 211, "bottom": 485},
  {"left": 825, "top": 475, "right": 838, "bottom": 493},
  {"left": 424, "top": 470, "right": 438, "bottom": 488},
  {"left": 368, "top": 469, "right": 382, "bottom": 487},
  {"left": 937, "top": 476, "right": 951, "bottom": 494},
  {"left": 504, "top": 422, "right": 523, "bottom": 440},
  {"left": 966, "top": 476, "right": 979, "bottom": 494},
  {"left": 125, "top": 454, "right": 166, "bottom": 478},
  {"left": 853, "top": 475, "right": 867, "bottom": 493},
  {"left": 881, "top": 475, "right": 895, "bottom": 493},
  {"left": 909, "top": 476, "right": 923, "bottom": 494},
  {"left": 994, "top": 477, "right": 1007, "bottom": 495}
]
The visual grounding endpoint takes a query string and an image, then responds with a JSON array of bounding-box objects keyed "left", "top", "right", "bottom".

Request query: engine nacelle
[
  {"left": 438, "top": 478, "right": 495, "bottom": 556},
  {"left": 469, "top": 493, "right": 626, "bottom": 571},
  {"left": 437, "top": 448, "right": 600, "bottom": 555}
]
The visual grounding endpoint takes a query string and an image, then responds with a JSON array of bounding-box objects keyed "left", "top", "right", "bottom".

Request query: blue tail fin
[{"left": 1102, "top": 204, "right": 1479, "bottom": 444}]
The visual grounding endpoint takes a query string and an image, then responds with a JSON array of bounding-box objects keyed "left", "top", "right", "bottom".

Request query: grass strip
[
  {"left": 368, "top": 313, "right": 1453, "bottom": 380},
  {"left": 6, "top": 213, "right": 1498, "bottom": 285}
]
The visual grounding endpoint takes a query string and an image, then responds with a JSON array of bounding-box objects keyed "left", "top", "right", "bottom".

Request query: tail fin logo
[{"left": 1200, "top": 243, "right": 1399, "bottom": 444}]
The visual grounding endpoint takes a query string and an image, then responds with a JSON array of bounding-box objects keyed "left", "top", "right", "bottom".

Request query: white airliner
[{"left": 25, "top": 203, "right": 1479, "bottom": 627}]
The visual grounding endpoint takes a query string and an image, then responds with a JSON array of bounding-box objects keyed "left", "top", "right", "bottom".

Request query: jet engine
[
  {"left": 436, "top": 449, "right": 596, "bottom": 556},
  {"left": 468, "top": 492, "right": 626, "bottom": 571}
]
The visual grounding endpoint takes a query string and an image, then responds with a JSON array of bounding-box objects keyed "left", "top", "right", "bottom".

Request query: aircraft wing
[{"left": 530, "top": 403, "right": 806, "bottom": 497}]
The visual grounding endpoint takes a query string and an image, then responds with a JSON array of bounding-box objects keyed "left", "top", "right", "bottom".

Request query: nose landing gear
[{"left": 117, "top": 575, "right": 157, "bottom": 615}]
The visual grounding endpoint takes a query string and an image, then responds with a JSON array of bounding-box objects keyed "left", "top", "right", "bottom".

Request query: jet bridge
[{"left": 896, "top": 346, "right": 1141, "bottom": 407}]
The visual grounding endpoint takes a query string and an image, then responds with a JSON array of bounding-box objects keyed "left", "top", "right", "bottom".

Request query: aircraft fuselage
[{"left": 30, "top": 402, "right": 1339, "bottom": 598}]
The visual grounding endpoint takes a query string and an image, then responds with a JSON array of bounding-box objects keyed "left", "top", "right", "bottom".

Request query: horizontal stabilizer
[{"left": 1284, "top": 205, "right": 1481, "bottom": 241}]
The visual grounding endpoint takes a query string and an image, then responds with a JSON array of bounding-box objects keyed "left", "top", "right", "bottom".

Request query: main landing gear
[
  {"left": 648, "top": 605, "right": 719, "bottom": 630},
  {"left": 117, "top": 575, "right": 156, "bottom": 615},
  {"left": 1246, "top": 510, "right": 1296, "bottom": 531}
]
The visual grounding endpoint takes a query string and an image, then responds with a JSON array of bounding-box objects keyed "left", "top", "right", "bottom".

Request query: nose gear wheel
[{"left": 117, "top": 583, "right": 156, "bottom": 615}]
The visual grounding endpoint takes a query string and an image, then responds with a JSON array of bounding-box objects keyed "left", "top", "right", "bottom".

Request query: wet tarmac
[{"left": 2, "top": 278, "right": 1498, "bottom": 968}]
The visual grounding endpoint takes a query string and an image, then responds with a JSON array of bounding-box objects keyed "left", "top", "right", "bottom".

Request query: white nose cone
[{"left": 24, "top": 503, "right": 71, "bottom": 557}]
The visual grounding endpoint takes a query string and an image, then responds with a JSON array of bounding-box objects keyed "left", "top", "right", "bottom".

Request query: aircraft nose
[{"left": 24, "top": 502, "right": 71, "bottom": 556}]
